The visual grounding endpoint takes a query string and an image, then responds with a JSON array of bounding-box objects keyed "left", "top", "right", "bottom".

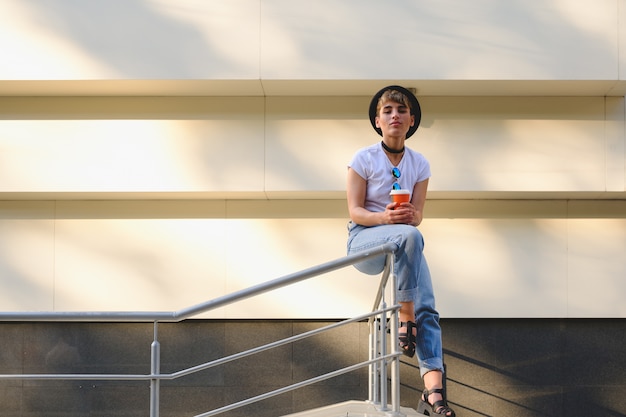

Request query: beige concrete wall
[
  {"left": 1, "top": 96, "right": 624, "bottom": 196},
  {"left": 0, "top": 0, "right": 620, "bottom": 82},
  {"left": 1, "top": 199, "right": 625, "bottom": 318},
  {"left": 1, "top": 1, "right": 625, "bottom": 318}
]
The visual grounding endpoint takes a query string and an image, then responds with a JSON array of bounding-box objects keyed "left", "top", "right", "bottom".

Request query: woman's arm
[
  {"left": 347, "top": 167, "right": 429, "bottom": 227},
  {"left": 347, "top": 168, "right": 388, "bottom": 226},
  {"left": 410, "top": 178, "right": 428, "bottom": 226}
]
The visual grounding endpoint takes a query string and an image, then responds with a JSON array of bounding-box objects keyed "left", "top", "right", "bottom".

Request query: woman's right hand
[{"left": 384, "top": 202, "right": 418, "bottom": 225}]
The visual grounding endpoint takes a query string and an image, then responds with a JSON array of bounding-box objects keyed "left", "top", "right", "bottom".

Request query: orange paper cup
[{"left": 390, "top": 189, "right": 411, "bottom": 206}]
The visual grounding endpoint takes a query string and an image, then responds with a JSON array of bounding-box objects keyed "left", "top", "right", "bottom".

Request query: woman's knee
[
  {"left": 395, "top": 226, "right": 424, "bottom": 250},
  {"left": 353, "top": 254, "right": 387, "bottom": 275}
]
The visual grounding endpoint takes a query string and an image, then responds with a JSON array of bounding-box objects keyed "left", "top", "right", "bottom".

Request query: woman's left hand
[{"left": 389, "top": 202, "right": 421, "bottom": 226}]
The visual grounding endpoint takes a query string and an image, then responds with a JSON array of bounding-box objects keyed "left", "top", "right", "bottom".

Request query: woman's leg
[
  {"left": 348, "top": 225, "right": 443, "bottom": 371},
  {"left": 347, "top": 224, "right": 423, "bottom": 304},
  {"left": 348, "top": 224, "right": 450, "bottom": 414},
  {"left": 415, "top": 256, "right": 453, "bottom": 415},
  {"left": 414, "top": 255, "right": 444, "bottom": 376}
]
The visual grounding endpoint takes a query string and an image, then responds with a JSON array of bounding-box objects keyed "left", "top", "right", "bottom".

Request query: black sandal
[
  {"left": 398, "top": 321, "right": 416, "bottom": 358},
  {"left": 417, "top": 388, "right": 455, "bottom": 416}
]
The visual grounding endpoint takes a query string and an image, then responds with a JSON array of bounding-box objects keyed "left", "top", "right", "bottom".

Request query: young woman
[{"left": 346, "top": 86, "right": 455, "bottom": 416}]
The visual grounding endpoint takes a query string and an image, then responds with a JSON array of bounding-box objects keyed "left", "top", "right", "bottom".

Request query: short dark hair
[{"left": 376, "top": 89, "right": 412, "bottom": 115}]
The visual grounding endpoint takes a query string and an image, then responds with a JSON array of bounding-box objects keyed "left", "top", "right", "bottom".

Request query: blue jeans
[{"left": 347, "top": 222, "right": 444, "bottom": 377}]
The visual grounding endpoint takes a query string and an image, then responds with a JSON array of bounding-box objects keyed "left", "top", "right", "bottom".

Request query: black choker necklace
[{"left": 381, "top": 141, "right": 404, "bottom": 154}]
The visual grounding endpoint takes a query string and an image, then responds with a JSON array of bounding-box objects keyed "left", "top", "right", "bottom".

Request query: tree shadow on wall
[{"left": 20, "top": 0, "right": 229, "bottom": 78}]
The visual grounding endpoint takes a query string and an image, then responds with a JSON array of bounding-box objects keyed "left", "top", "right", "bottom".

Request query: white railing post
[
  {"left": 150, "top": 321, "right": 161, "bottom": 417},
  {"left": 388, "top": 252, "right": 402, "bottom": 415},
  {"left": 368, "top": 316, "right": 378, "bottom": 404}
]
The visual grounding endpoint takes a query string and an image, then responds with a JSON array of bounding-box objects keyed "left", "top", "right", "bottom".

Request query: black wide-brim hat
[{"left": 369, "top": 85, "right": 421, "bottom": 139}]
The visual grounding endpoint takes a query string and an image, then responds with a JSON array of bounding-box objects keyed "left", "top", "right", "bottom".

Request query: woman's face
[{"left": 375, "top": 99, "right": 415, "bottom": 139}]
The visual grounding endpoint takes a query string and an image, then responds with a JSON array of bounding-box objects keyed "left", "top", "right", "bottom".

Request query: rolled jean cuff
[
  {"left": 418, "top": 357, "right": 444, "bottom": 378},
  {"left": 397, "top": 288, "right": 418, "bottom": 303}
]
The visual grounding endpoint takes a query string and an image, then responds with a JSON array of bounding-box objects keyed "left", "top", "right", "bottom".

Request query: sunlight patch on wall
[
  {"left": 422, "top": 218, "right": 568, "bottom": 317},
  {"left": 0, "top": 119, "right": 264, "bottom": 193},
  {"left": 0, "top": 219, "right": 55, "bottom": 310},
  {"left": 223, "top": 219, "right": 375, "bottom": 318},
  {"left": 568, "top": 219, "right": 626, "bottom": 317},
  {"left": 0, "top": 1, "right": 115, "bottom": 79},
  {"left": 54, "top": 219, "right": 228, "bottom": 314}
]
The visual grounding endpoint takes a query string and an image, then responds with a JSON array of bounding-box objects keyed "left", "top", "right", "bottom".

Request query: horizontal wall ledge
[
  {"left": 2, "top": 79, "right": 626, "bottom": 97},
  {"left": 1, "top": 191, "right": 625, "bottom": 202},
  {"left": 427, "top": 191, "right": 626, "bottom": 200},
  {"left": 2, "top": 199, "right": 625, "bottom": 220},
  {"left": 0, "top": 191, "right": 270, "bottom": 201}
]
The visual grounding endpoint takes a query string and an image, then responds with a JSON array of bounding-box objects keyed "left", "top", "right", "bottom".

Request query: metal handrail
[{"left": 0, "top": 242, "right": 402, "bottom": 417}]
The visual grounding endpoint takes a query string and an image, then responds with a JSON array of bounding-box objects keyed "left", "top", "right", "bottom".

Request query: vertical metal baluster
[
  {"left": 150, "top": 321, "right": 161, "bottom": 417},
  {"left": 389, "top": 252, "right": 401, "bottom": 414},
  {"left": 368, "top": 316, "right": 376, "bottom": 404},
  {"left": 380, "top": 299, "right": 389, "bottom": 411},
  {"left": 379, "top": 259, "right": 389, "bottom": 414}
]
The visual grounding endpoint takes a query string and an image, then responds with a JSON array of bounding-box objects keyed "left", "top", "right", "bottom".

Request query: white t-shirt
[{"left": 348, "top": 142, "right": 431, "bottom": 213}]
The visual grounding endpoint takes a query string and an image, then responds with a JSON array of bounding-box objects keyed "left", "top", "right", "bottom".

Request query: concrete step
[{"left": 280, "top": 400, "right": 426, "bottom": 417}]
